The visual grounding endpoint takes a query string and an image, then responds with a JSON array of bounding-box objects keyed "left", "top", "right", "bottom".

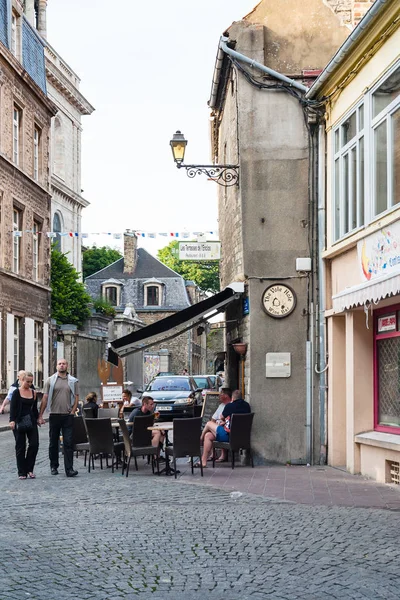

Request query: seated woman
[{"left": 82, "top": 392, "right": 99, "bottom": 418}]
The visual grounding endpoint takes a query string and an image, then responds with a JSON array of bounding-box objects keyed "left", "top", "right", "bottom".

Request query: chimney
[
  {"left": 123, "top": 230, "right": 138, "bottom": 275},
  {"left": 352, "top": 0, "right": 376, "bottom": 27},
  {"left": 24, "top": 0, "right": 35, "bottom": 26},
  {"left": 37, "top": 0, "right": 48, "bottom": 39}
]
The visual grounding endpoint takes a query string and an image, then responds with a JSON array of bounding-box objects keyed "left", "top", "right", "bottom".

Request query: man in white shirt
[{"left": 199, "top": 388, "right": 232, "bottom": 465}]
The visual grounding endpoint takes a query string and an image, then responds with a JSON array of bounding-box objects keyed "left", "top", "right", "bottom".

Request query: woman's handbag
[{"left": 16, "top": 413, "right": 34, "bottom": 433}]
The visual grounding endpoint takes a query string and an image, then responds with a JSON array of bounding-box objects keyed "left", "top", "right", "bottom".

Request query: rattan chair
[
  {"left": 117, "top": 417, "right": 158, "bottom": 476},
  {"left": 83, "top": 407, "right": 95, "bottom": 419},
  {"left": 166, "top": 417, "right": 203, "bottom": 479},
  {"left": 73, "top": 415, "right": 89, "bottom": 455},
  {"left": 84, "top": 418, "right": 123, "bottom": 473},
  {"left": 212, "top": 412, "right": 254, "bottom": 469},
  {"left": 193, "top": 405, "right": 202, "bottom": 418}
]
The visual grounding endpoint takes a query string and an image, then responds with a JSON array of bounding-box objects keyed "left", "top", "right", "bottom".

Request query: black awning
[{"left": 107, "top": 283, "right": 243, "bottom": 364}]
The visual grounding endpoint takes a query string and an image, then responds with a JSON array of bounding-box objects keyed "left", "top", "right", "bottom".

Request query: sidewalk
[{"left": 176, "top": 460, "right": 400, "bottom": 510}]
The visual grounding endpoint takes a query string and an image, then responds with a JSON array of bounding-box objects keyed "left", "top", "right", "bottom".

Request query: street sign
[{"left": 178, "top": 241, "right": 221, "bottom": 260}]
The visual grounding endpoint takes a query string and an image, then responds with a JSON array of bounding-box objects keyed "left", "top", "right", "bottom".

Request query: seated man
[
  {"left": 128, "top": 396, "right": 164, "bottom": 450},
  {"left": 199, "top": 389, "right": 250, "bottom": 468},
  {"left": 199, "top": 388, "right": 232, "bottom": 466}
]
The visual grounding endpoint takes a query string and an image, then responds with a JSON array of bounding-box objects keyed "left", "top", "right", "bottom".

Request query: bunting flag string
[{"left": 9, "top": 229, "right": 217, "bottom": 239}]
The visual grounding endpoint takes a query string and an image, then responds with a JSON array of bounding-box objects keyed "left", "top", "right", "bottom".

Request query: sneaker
[
  {"left": 66, "top": 469, "right": 78, "bottom": 478},
  {"left": 51, "top": 468, "right": 59, "bottom": 475}
]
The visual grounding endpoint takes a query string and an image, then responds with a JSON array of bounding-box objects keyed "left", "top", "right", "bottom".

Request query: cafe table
[{"left": 147, "top": 422, "right": 176, "bottom": 476}]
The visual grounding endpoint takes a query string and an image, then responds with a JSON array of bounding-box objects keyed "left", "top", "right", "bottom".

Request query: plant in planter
[{"left": 93, "top": 298, "right": 116, "bottom": 318}]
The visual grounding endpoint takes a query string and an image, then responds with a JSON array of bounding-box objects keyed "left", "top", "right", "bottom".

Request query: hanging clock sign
[{"left": 262, "top": 284, "right": 297, "bottom": 318}]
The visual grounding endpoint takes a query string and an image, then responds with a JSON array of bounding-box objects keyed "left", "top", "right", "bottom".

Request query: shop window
[{"left": 375, "top": 309, "right": 400, "bottom": 433}]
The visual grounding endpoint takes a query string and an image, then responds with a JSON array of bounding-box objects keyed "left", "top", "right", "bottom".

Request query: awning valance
[
  {"left": 332, "top": 271, "right": 400, "bottom": 313},
  {"left": 108, "top": 282, "right": 244, "bottom": 364}
]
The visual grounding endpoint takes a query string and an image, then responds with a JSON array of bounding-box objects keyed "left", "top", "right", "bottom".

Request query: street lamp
[{"left": 170, "top": 130, "right": 239, "bottom": 187}]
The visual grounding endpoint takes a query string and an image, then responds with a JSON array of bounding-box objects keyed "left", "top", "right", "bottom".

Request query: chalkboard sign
[{"left": 201, "top": 392, "right": 221, "bottom": 429}]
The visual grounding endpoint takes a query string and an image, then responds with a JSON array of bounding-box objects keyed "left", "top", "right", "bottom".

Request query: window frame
[
  {"left": 331, "top": 59, "right": 400, "bottom": 244},
  {"left": 33, "top": 124, "right": 41, "bottom": 182},
  {"left": 33, "top": 220, "right": 40, "bottom": 282},
  {"left": 13, "top": 316, "right": 20, "bottom": 382},
  {"left": 33, "top": 321, "right": 41, "bottom": 388},
  {"left": 13, "top": 105, "right": 21, "bottom": 166},
  {"left": 12, "top": 207, "right": 22, "bottom": 274},
  {"left": 144, "top": 283, "right": 162, "bottom": 307},
  {"left": 103, "top": 285, "right": 119, "bottom": 306}
]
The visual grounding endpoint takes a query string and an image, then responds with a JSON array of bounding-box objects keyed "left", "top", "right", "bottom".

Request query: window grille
[{"left": 377, "top": 337, "right": 400, "bottom": 428}]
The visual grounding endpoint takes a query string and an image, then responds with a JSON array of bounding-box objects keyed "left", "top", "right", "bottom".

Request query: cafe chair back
[
  {"left": 166, "top": 417, "right": 203, "bottom": 479},
  {"left": 119, "top": 415, "right": 159, "bottom": 476},
  {"left": 212, "top": 412, "right": 255, "bottom": 470},
  {"left": 98, "top": 407, "right": 119, "bottom": 419},
  {"left": 193, "top": 405, "right": 202, "bottom": 418},
  {"left": 83, "top": 407, "right": 95, "bottom": 419},
  {"left": 84, "top": 418, "right": 123, "bottom": 473},
  {"left": 73, "top": 416, "right": 89, "bottom": 461}
]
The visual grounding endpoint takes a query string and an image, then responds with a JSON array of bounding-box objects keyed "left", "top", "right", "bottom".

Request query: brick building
[
  {"left": 23, "top": 0, "right": 94, "bottom": 273},
  {"left": 85, "top": 231, "right": 207, "bottom": 386},
  {"left": 0, "top": 0, "right": 57, "bottom": 392}
]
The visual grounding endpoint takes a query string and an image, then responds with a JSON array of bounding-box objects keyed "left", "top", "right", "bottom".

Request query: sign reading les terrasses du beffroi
[{"left": 178, "top": 242, "right": 221, "bottom": 260}]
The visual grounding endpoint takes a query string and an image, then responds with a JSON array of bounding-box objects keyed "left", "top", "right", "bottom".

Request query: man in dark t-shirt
[{"left": 127, "top": 396, "right": 164, "bottom": 449}]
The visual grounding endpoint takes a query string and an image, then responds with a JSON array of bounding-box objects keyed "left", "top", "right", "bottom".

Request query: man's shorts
[{"left": 216, "top": 425, "right": 229, "bottom": 442}]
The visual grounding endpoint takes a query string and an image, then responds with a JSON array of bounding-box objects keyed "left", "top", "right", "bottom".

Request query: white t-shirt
[{"left": 212, "top": 403, "right": 225, "bottom": 422}]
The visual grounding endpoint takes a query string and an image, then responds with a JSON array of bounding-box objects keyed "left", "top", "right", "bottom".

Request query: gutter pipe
[
  {"left": 306, "top": 0, "right": 389, "bottom": 99},
  {"left": 209, "top": 36, "right": 308, "bottom": 108},
  {"left": 317, "top": 124, "right": 328, "bottom": 464}
]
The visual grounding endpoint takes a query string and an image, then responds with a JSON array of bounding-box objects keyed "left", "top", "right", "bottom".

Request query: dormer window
[
  {"left": 101, "top": 279, "right": 123, "bottom": 306},
  {"left": 144, "top": 279, "right": 163, "bottom": 307}
]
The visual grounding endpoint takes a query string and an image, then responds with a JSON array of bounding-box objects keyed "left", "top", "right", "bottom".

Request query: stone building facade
[
  {"left": 23, "top": 0, "right": 94, "bottom": 274},
  {"left": 85, "top": 232, "right": 207, "bottom": 386},
  {"left": 0, "top": 0, "right": 57, "bottom": 393},
  {"left": 208, "top": 0, "right": 355, "bottom": 464}
]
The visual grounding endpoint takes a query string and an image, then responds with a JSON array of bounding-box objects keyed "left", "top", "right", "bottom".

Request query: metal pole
[{"left": 306, "top": 340, "right": 313, "bottom": 465}]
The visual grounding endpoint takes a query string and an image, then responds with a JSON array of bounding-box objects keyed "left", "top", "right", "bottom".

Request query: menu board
[{"left": 201, "top": 392, "right": 221, "bottom": 429}]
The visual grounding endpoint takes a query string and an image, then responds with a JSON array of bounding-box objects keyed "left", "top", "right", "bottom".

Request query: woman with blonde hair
[{"left": 9, "top": 372, "right": 39, "bottom": 480}]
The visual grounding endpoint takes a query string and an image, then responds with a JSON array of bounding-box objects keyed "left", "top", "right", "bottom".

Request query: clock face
[{"left": 262, "top": 284, "right": 296, "bottom": 318}]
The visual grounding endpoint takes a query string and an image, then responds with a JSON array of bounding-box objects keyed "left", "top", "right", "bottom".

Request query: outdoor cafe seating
[
  {"left": 166, "top": 417, "right": 203, "bottom": 478},
  {"left": 118, "top": 415, "right": 160, "bottom": 477},
  {"left": 212, "top": 412, "right": 255, "bottom": 469},
  {"left": 84, "top": 418, "right": 124, "bottom": 473}
]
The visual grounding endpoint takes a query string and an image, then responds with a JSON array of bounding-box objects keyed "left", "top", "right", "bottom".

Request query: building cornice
[
  {"left": 0, "top": 43, "right": 57, "bottom": 116},
  {"left": 0, "top": 267, "right": 51, "bottom": 293},
  {"left": 308, "top": 1, "right": 400, "bottom": 99},
  {"left": 45, "top": 57, "right": 94, "bottom": 116},
  {"left": 0, "top": 153, "right": 52, "bottom": 197},
  {"left": 51, "top": 176, "right": 90, "bottom": 209}
]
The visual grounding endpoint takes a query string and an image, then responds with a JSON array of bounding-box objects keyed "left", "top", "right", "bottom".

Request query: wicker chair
[
  {"left": 166, "top": 417, "right": 203, "bottom": 479},
  {"left": 212, "top": 413, "right": 254, "bottom": 469},
  {"left": 98, "top": 407, "right": 119, "bottom": 419},
  {"left": 84, "top": 418, "right": 124, "bottom": 473},
  {"left": 118, "top": 414, "right": 159, "bottom": 477}
]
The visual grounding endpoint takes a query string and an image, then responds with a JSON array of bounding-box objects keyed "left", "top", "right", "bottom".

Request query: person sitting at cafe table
[
  {"left": 128, "top": 396, "right": 164, "bottom": 449},
  {"left": 200, "top": 388, "right": 232, "bottom": 464},
  {"left": 82, "top": 392, "right": 99, "bottom": 418},
  {"left": 197, "top": 389, "right": 250, "bottom": 468}
]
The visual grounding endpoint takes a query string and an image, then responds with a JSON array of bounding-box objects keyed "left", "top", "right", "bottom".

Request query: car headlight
[{"left": 174, "top": 398, "right": 194, "bottom": 405}]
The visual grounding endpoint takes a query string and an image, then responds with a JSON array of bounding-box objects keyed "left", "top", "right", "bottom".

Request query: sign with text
[
  {"left": 377, "top": 314, "right": 397, "bottom": 333},
  {"left": 101, "top": 384, "right": 123, "bottom": 403},
  {"left": 178, "top": 242, "right": 221, "bottom": 261},
  {"left": 201, "top": 392, "right": 221, "bottom": 429}
]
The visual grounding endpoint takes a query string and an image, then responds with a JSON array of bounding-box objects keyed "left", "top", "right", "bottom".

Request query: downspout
[
  {"left": 209, "top": 36, "right": 308, "bottom": 109},
  {"left": 318, "top": 123, "right": 328, "bottom": 464},
  {"left": 306, "top": 0, "right": 388, "bottom": 99}
]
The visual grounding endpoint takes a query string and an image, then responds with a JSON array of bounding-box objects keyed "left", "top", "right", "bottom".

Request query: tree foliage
[
  {"left": 157, "top": 241, "right": 220, "bottom": 293},
  {"left": 82, "top": 245, "right": 122, "bottom": 280},
  {"left": 51, "top": 246, "right": 91, "bottom": 328}
]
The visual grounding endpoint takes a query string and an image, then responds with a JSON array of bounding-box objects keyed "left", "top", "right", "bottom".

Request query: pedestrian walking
[
  {"left": 1, "top": 370, "right": 26, "bottom": 414},
  {"left": 38, "top": 358, "right": 79, "bottom": 478},
  {"left": 9, "top": 371, "right": 39, "bottom": 480}
]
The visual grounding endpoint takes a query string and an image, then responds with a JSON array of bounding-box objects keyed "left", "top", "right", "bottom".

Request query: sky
[{"left": 46, "top": 0, "right": 258, "bottom": 257}]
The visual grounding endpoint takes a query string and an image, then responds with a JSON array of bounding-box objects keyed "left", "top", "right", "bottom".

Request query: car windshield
[
  {"left": 193, "top": 377, "right": 210, "bottom": 389},
  {"left": 147, "top": 377, "right": 191, "bottom": 392}
]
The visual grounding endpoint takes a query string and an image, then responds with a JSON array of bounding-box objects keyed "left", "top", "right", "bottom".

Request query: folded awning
[
  {"left": 332, "top": 271, "right": 400, "bottom": 313},
  {"left": 108, "top": 282, "right": 244, "bottom": 364}
]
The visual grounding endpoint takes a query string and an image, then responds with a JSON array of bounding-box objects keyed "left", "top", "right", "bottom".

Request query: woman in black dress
[{"left": 9, "top": 371, "right": 39, "bottom": 480}]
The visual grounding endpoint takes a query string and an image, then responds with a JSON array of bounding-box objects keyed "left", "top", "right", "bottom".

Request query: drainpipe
[
  {"left": 209, "top": 36, "right": 308, "bottom": 108},
  {"left": 318, "top": 123, "right": 328, "bottom": 464}
]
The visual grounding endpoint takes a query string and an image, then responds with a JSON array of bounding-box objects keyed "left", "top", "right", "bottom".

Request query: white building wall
[
  {"left": 6, "top": 313, "right": 14, "bottom": 387},
  {"left": 24, "top": 318, "right": 34, "bottom": 374}
]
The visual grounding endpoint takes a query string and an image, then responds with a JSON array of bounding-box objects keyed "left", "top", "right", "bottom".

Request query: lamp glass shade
[{"left": 170, "top": 130, "right": 187, "bottom": 164}]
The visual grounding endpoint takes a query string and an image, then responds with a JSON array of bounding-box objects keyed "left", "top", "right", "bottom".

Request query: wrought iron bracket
[{"left": 177, "top": 163, "right": 239, "bottom": 187}]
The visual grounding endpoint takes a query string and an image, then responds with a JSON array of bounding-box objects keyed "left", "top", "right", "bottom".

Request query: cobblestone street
[{"left": 1, "top": 428, "right": 400, "bottom": 600}]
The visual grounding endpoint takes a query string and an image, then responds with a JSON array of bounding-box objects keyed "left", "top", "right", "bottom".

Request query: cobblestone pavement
[{"left": 1, "top": 428, "right": 400, "bottom": 600}]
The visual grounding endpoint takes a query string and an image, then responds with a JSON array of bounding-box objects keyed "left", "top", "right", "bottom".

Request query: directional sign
[{"left": 178, "top": 241, "right": 221, "bottom": 260}]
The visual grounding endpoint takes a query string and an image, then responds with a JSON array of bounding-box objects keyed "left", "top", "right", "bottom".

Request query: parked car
[
  {"left": 138, "top": 376, "right": 203, "bottom": 421},
  {"left": 192, "top": 375, "right": 216, "bottom": 400}
]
